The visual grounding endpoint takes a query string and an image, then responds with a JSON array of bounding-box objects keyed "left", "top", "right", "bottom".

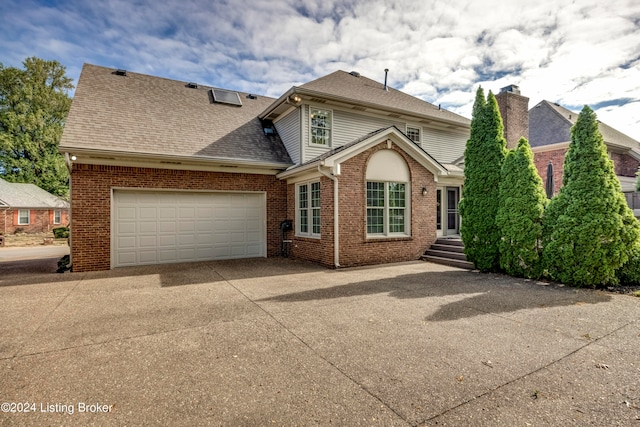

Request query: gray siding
[
  {"left": 423, "top": 127, "right": 468, "bottom": 163},
  {"left": 274, "top": 109, "right": 301, "bottom": 165}
]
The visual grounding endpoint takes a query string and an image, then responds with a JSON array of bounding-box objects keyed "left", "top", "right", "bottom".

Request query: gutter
[{"left": 317, "top": 163, "right": 340, "bottom": 268}]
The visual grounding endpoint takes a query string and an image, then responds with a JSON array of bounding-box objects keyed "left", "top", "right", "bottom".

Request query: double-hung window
[
  {"left": 310, "top": 108, "right": 332, "bottom": 146},
  {"left": 54, "top": 210, "right": 62, "bottom": 224},
  {"left": 366, "top": 182, "right": 408, "bottom": 236},
  {"left": 18, "top": 209, "right": 30, "bottom": 225},
  {"left": 297, "top": 181, "right": 321, "bottom": 237}
]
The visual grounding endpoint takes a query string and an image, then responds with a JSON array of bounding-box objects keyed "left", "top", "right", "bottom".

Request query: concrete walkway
[{"left": 0, "top": 259, "right": 638, "bottom": 426}]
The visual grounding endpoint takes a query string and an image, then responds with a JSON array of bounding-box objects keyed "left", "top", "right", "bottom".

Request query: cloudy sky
[{"left": 1, "top": 0, "right": 639, "bottom": 140}]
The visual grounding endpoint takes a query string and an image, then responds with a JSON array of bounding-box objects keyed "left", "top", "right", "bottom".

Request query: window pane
[
  {"left": 311, "top": 128, "right": 329, "bottom": 145},
  {"left": 312, "top": 209, "right": 321, "bottom": 234},
  {"left": 406, "top": 126, "right": 420, "bottom": 143},
  {"left": 54, "top": 210, "right": 61, "bottom": 223},
  {"left": 299, "top": 184, "right": 308, "bottom": 208},
  {"left": 300, "top": 210, "right": 308, "bottom": 233},
  {"left": 311, "top": 182, "right": 320, "bottom": 208},
  {"left": 311, "top": 109, "right": 330, "bottom": 128},
  {"left": 366, "top": 182, "right": 384, "bottom": 207},
  {"left": 367, "top": 208, "right": 384, "bottom": 234},
  {"left": 19, "top": 209, "right": 29, "bottom": 224},
  {"left": 389, "top": 183, "right": 405, "bottom": 207},
  {"left": 389, "top": 208, "right": 405, "bottom": 233}
]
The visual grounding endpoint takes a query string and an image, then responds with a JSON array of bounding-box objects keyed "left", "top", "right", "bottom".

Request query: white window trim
[
  {"left": 406, "top": 124, "right": 422, "bottom": 145},
  {"left": 295, "top": 180, "right": 321, "bottom": 238},
  {"left": 18, "top": 209, "right": 30, "bottom": 225},
  {"left": 54, "top": 210, "right": 62, "bottom": 224},
  {"left": 366, "top": 181, "right": 411, "bottom": 238},
  {"left": 309, "top": 106, "right": 333, "bottom": 147}
]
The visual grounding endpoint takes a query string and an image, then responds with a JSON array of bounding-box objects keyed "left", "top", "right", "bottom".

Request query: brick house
[
  {"left": 495, "top": 85, "right": 640, "bottom": 200},
  {"left": 59, "top": 65, "right": 469, "bottom": 271},
  {"left": 0, "top": 178, "right": 70, "bottom": 235}
]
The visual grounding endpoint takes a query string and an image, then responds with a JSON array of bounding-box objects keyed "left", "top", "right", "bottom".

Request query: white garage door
[{"left": 113, "top": 190, "right": 265, "bottom": 267}]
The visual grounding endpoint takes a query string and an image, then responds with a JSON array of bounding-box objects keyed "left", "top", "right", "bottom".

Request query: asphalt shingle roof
[
  {"left": 529, "top": 100, "right": 640, "bottom": 153},
  {"left": 0, "top": 178, "right": 69, "bottom": 209},
  {"left": 298, "top": 71, "right": 471, "bottom": 126},
  {"left": 60, "top": 64, "right": 292, "bottom": 166}
]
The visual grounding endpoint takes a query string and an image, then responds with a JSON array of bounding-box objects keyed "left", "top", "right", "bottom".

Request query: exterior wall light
[{"left": 422, "top": 187, "right": 428, "bottom": 196}]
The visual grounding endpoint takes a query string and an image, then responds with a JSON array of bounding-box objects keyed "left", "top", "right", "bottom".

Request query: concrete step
[
  {"left": 421, "top": 255, "right": 474, "bottom": 270},
  {"left": 425, "top": 249, "right": 468, "bottom": 261},
  {"left": 430, "top": 243, "right": 465, "bottom": 253},
  {"left": 435, "top": 238, "right": 464, "bottom": 247}
]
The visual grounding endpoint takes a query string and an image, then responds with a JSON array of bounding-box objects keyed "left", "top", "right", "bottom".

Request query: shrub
[
  {"left": 617, "top": 243, "right": 640, "bottom": 285},
  {"left": 52, "top": 227, "right": 69, "bottom": 239},
  {"left": 497, "top": 138, "right": 548, "bottom": 278},
  {"left": 542, "top": 106, "right": 640, "bottom": 287},
  {"left": 459, "top": 89, "right": 507, "bottom": 272}
]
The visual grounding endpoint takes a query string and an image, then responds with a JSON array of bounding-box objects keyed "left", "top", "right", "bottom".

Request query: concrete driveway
[{"left": 0, "top": 259, "right": 638, "bottom": 426}]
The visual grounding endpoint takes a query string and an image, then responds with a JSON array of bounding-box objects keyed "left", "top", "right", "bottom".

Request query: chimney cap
[{"left": 500, "top": 84, "right": 521, "bottom": 95}]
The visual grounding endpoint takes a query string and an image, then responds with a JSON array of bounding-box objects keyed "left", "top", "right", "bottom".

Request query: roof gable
[
  {"left": 529, "top": 100, "right": 640, "bottom": 153},
  {"left": 60, "top": 64, "right": 292, "bottom": 167},
  {"left": 261, "top": 70, "right": 470, "bottom": 128},
  {"left": 0, "top": 178, "right": 69, "bottom": 209},
  {"left": 278, "top": 126, "right": 447, "bottom": 180}
]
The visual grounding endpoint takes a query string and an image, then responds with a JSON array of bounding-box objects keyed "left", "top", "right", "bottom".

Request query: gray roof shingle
[
  {"left": 0, "top": 178, "right": 69, "bottom": 209},
  {"left": 60, "top": 64, "right": 292, "bottom": 166},
  {"left": 529, "top": 100, "right": 640, "bottom": 153},
  {"left": 298, "top": 71, "right": 471, "bottom": 126}
]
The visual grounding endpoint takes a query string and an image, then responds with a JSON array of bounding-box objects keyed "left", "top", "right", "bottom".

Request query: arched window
[{"left": 365, "top": 149, "right": 411, "bottom": 236}]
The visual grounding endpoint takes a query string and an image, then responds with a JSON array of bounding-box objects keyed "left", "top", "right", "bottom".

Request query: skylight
[{"left": 211, "top": 88, "right": 242, "bottom": 106}]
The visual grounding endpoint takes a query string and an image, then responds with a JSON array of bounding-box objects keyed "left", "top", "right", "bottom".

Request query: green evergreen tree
[
  {"left": 542, "top": 106, "right": 640, "bottom": 287},
  {"left": 459, "top": 89, "right": 507, "bottom": 271},
  {"left": 496, "top": 138, "right": 548, "bottom": 278},
  {"left": 0, "top": 57, "right": 73, "bottom": 197}
]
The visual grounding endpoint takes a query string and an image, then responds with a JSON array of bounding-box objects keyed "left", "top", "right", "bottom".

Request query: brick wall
[
  {"left": 70, "top": 164, "right": 287, "bottom": 272},
  {"left": 288, "top": 142, "right": 437, "bottom": 268},
  {"left": 495, "top": 90, "right": 529, "bottom": 150},
  {"left": 609, "top": 152, "right": 640, "bottom": 177},
  {"left": 533, "top": 147, "right": 567, "bottom": 197},
  {"left": 1, "top": 208, "right": 69, "bottom": 235},
  {"left": 534, "top": 148, "right": 640, "bottom": 198}
]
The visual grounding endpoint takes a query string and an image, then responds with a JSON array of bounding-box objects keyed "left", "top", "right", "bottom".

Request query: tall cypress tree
[
  {"left": 459, "top": 89, "right": 507, "bottom": 271},
  {"left": 496, "top": 138, "right": 548, "bottom": 278},
  {"left": 542, "top": 106, "right": 640, "bottom": 287}
]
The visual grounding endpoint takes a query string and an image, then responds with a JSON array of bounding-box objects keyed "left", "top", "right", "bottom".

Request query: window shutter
[{"left": 13, "top": 210, "right": 18, "bottom": 225}]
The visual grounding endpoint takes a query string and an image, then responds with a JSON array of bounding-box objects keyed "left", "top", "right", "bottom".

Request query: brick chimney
[{"left": 495, "top": 84, "right": 529, "bottom": 149}]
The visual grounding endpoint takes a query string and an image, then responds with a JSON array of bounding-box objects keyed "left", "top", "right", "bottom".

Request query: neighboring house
[
  {"left": 495, "top": 85, "right": 640, "bottom": 202},
  {"left": 59, "top": 64, "right": 470, "bottom": 272},
  {"left": 0, "top": 178, "right": 70, "bottom": 235}
]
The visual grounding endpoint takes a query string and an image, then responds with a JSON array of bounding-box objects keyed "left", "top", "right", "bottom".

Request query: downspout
[
  {"left": 317, "top": 163, "right": 340, "bottom": 268},
  {"left": 63, "top": 153, "right": 73, "bottom": 269}
]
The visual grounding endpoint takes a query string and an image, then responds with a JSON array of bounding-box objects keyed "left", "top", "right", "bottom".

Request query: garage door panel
[
  {"left": 159, "top": 221, "right": 176, "bottom": 233},
  {"left": 139, "top": 235, "right": 157, "bottom": 247},
  {"left": 113, "top": 190, "right": 265, "bottom": 267},
  {"left": 159, "top": 207, "right": 177, "bottom": 219}
]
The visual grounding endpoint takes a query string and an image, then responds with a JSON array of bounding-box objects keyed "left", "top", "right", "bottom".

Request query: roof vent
[
  {"left": 186, "top": 82, "right": 198, "bottom": 89},
  {"left": 211, "top": 88, "right": 243, "bottom": 106},
  {"left": 113, "top": 69, "right": 127, "bottom": 76},
  {"left": 349, "top": 71, "right": 361, "bottom": 77},
  {"left": 246, "top": 94, "right": 258, "bottom": 100}
]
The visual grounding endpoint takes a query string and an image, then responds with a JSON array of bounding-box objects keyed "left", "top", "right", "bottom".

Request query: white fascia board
[
  {"left": 531, "top": 141, "right": 570, "bottom": 153},
  {"left": 61, "top": 148, "right": 290, "bottom": 175},
  {"left": 322, "top": 128, "right": 448, "bottom": 177}
]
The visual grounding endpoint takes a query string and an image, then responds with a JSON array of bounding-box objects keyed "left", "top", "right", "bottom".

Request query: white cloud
[{"left": 0, "top": 0, "right": 639, "bottom": 141}]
